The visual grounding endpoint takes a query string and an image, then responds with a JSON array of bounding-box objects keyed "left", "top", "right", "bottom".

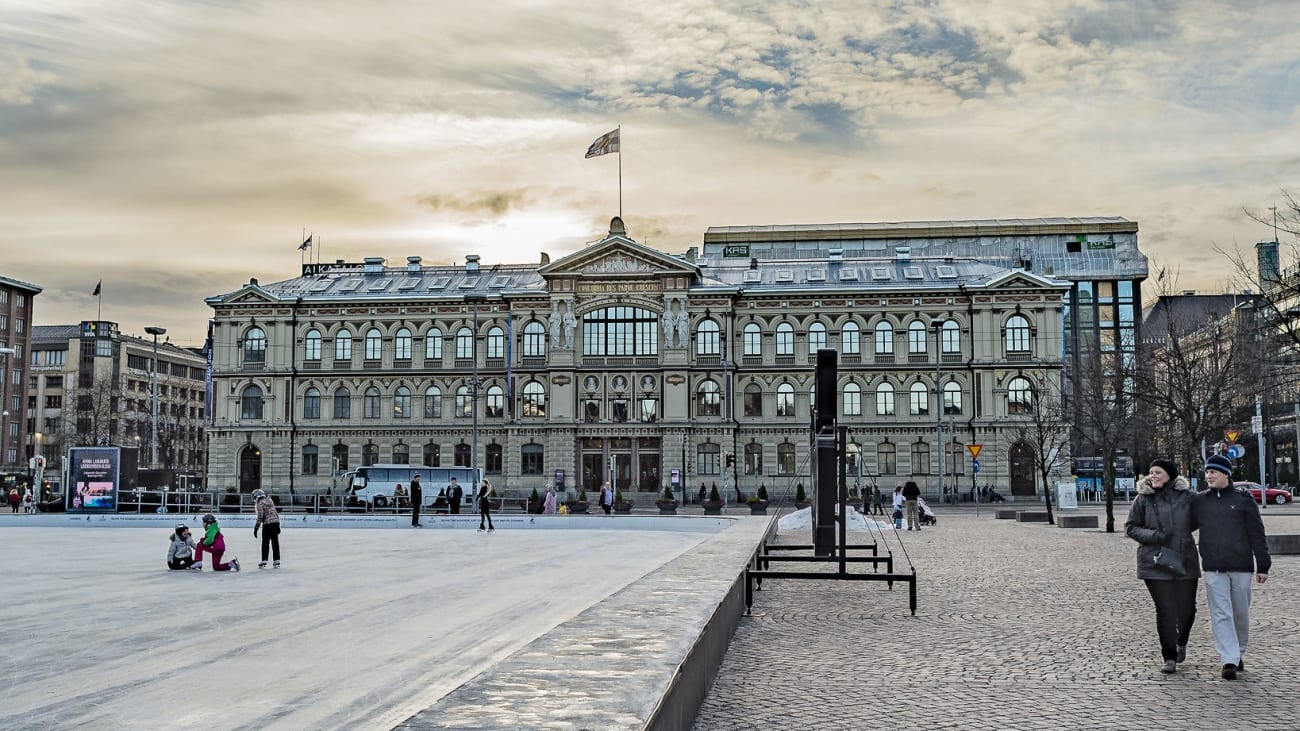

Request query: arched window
[
  {"left": 1007, "top": 376, "right": 1034, "bottom": 414},
  {"left": 304, "top": 329, "right": 322, "bottom": 362},
  {"left": 909, "top": 382, "right": 930, "bottom": 415},
  {"left": 453, "top": 443, "right": 471, "bottom": 467},
  {"left": 582, "top": 306, "right": 659, "bottom": 356},
  {"left": 303, "top": 387, "right": 321, "bottom": 419},
  {"left": 841, "top": 321, "right": 860, "bottom": 355},
  {"left": 394, "top": 328, "right": 412, "bottom": 359},
  {"left": 455, "top": 385, "right": 472, "bottom": 417},
  {"left": 393, "top": 386, "right": 411, "bottom": 418},
  {"left": 424, "top": 328, "right": 443, "bottom": 360},
  {"left": 456, "top": 327, "right": 474, "bottom": 359},
  {"left": 335, "top": 330, "right": 352, "bottom": 361},
  {"left": 522, "top": 381, "right": 546, "bottom": 417},
  {"left": 743, "top": 323, "right": 762, "bottom": 356},
  {"left": 943, "top": 381, "right": 963, "bottom": 415},
  {"left": 912, "top": 442, "right": 931, "bottom": 475},
  {"left": 744, "top": 443, "right": 763, "bottom": 475},
  {"left": 941, "top": 320, "right": 961, "bottom": 354},
  {"left": 423, "top": 386, "right": 442, "bottom": 419},
  {"left": 808, "top": 321, "right": 826, "bottom": 353},
  {"left": 365, "top": 328, "right": 383, "bottom": 360},
  {"left": 875, "top": 383, "right": 895, "bottom": 416},
  {"left": 523, "top": 321, "right": 546, "bottom": 357},
  {"left": 485, "top": 385, "right": 504, "bottom": 417},
  {"left": 743, "top": 382, "right": 762, "bottom": 417},
  {"left": 362, "top": 444, "right": 379, "bottom": 466},
  {"left": 392, "top": 443, "right": 410, "bottom": 465},
  {"left": 487, "top": 326, "right": 505, "bottom": 359},
  {"left": 775, "top": 323, "right": 794, "bottom": 356},
  {"left": 777, "top": 443, "right": 796, "bottom": 475},
  {"left": 521, "top": 444, "right": 544, "bottom": 474},
  {"left": 333, "top": 387, "right": 351, "bottom": 419},
  {"left": 874, "top": 321, "right": 894, "bottom": 355},
  {"left": 240, "top": 384, "right": 264, "bottom": 419},
  {"left": 697, "top": 379, "right": 721, "bottom": 417},
  {"left": 363, "top": 387, "right": 381, "bottom": 418},
  {"left": 696, "top": 319, "right": 720, "bottom": 356},
  {"left": 243, "top": 327, "right": 266, "bottom": 364},
  {"left": 776, "top": 383, "right": 796, "bottom": 417},
  {"left": 301, "top": 444, "right": 319, "bottom": 475},
  {"left": 423, "top": 442, "right": 440, "bottom": 467},
  {"left": 843, "top": 382, "right": 861, "bottom": 416},
  {"left": 486, "top": 443, "right": 503, "bottom": 473},
  {"left": 1006, "top": 315, "right": 1031, "bottom": 353},
  {"left": 332, "top": 443, "right": 349, "bottom": 472},
  {"left": 908, "top": 321, "right": 928, "bottom": 355},
  {"left": 877, "top": 442, "right": 897, "bottom": 475}
]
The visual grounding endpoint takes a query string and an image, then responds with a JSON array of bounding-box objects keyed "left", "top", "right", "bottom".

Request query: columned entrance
[
  {"left": 238, "top": 444, "right": 262, "bottom": 493},
  {"left": 1008, "top": 441, "right": 1036, "bottom": 497},
  {"left": 578, "top": 436, "right": 661, "bottom": 494}
]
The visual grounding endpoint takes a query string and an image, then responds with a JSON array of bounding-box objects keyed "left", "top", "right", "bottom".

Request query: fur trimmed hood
[{"left": 1136, "top": 474, "right": 1191, "bottom": 495}]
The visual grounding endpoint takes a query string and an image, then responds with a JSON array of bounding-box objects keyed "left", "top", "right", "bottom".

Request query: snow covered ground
[
  {"left": 0, "top": 524, "right": 713, "bottom": 730},
  {"left": 776, "top": 505, "right": 895, "bottom": 532}
]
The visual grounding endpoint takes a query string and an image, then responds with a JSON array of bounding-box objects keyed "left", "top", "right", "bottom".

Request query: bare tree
[
  {"left": 1071, "top": 335, "right": 1144, "bottom": 533},
  {"left": 1013, "top": 392, "right": 1071, "bottom": 525}
]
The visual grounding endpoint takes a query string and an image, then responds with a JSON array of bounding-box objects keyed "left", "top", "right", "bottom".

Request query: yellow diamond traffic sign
[{"left": 967, "top": 444, "right": 983, "bottom": 459}]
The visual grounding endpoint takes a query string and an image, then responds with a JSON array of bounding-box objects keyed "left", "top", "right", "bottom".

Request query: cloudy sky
[{"left": 2, "top": 0, "right": 1297, "bottom": 345}]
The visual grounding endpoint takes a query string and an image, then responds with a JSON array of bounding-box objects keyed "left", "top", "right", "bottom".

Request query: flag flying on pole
[
  {"left": 585, "top": 128, "right": 620, "bottom": 158},
  {"left": 299, "top": 234, "right": 313, "bottom": 251},
  {"left": 92, "top": 281, "right": 101, "bottom": 297}
]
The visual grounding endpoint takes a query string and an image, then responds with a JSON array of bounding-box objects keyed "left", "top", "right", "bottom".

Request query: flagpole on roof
[{"left": 617, "top": 124, "right": 622, "bottom": 220}]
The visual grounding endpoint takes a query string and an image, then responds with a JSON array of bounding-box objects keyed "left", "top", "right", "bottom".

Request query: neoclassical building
[{"left": 205, "top": 217, "right": 1080, "bottom": 500}]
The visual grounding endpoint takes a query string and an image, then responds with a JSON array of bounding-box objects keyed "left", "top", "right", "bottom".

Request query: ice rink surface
[{"left": 0, "top": 524, "right": 711, "bottom": 730}]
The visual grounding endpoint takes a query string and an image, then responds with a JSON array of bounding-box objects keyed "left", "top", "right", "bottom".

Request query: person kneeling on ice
[
  {"left": 167, "top": 523, "right": 201, "bottom": 570},
  {"left": 194, "top": 513, "right": 240, "bottom": 572}
]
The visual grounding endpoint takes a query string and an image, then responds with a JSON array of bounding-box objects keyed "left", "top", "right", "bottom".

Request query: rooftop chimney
[
  {"left": 363, "top": 257, "right": 384, "bottom": 274},
  {"left": 895, "top": 246, "right": 911, "bottom": 261},
  {"left": 828, "top": 247, "right": 843, "bottom": 264},
  {"left": 465, "top": 254, "right": 481, "bottom": 272},
  {"left": 540, "top": 252, "right": 550, "bottom": 266},
  {"left": 407, "top": 256, "right": 422, "bottom": 273}
]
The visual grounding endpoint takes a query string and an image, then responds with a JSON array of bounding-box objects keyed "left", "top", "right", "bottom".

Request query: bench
[
  {"left": 1015, "top": 511, "right": 1050, "bottom": 523},
  {"left": 995, "top": 509, "right": 1019, "bottom": 520},
  {"left": 1266, "top": 534, "right": 1300, "bottom": 555},
  {"left": 1059, "top": 514, "right": 1099, "bottom": 529}
]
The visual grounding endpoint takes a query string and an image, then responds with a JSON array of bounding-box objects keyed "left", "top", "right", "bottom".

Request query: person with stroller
[{"left": 917, "top": 496, "right": 938, "bottom": 526}]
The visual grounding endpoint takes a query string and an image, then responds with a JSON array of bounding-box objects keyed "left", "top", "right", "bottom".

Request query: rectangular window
[
  {"left": 638, "top": 398, "right": 657, "bottom": 422},
  {"left": 302, "top": 447, "right": 319, "bottom": 475},
  {"left": 612, "top": 399, "right": 629, "bottom": 422},
  {"left": 521, "top": 445, "right": 544, "bottom": 475}
]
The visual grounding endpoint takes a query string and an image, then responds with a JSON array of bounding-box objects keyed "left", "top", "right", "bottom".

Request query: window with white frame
[
  {"left": 941, "top": 320, "right": 960, "bottom": 353},
  {"left": 696, "top": 379, "right": 721, "bottom": 416},
  {"left": 808, "top": 321, "right": 826, "bottom": 353},
  {"left": 908, "top": 321, "right": 928, "bottom": 354},
  {"left": 363, "top": 386, "right": 381, "bottom": 418},
  {"left": 743, "top": 323, "right": 761, "bottom": 356},
  {"left": 696, "top": 319, "right": 720, "bottom": 356},
  {"left": 522, "top": 381, "right": 546, "bottom": 417},
  {"left": 523, "top": 321, "right": 545, "bottom": 357},
  {"left": 485, "top": 385, "right": 504, "bottom": 417},
  {"left": 333, "top": 388, "right": 351, "bottom": 419},
  {"left": 395, "top": 328, "right": 412, "bottom": 359},
  {"left": 1007, "top": 376, "right": 1034, "bottom": 414},
  {"left": 425, "top": 328, "right": 443, "bottom": 360},
  {"left": 875, "top": 382, "right": 895, "bottom": 416},
  {"left": 909, "top": 382, "right": 930, "bottom": 415},
  {"left": 456, "top": 327, "right": 474, "bottom": 359},
  {"left": 486, "top": 327, "right": 504, "bottom": 359},
  {"left": 874, "top": 321, "right": 894, "bottom": 354},
  {"left": 304, "top": 387, "right": 321, "bottom": 419},
  {"left": 304, "top": 329, "right": 322, "bottom": 361},
  {"left": 943, "top": 381, "right": 963, "bottom": 415},
  {"left": 776, "top": 323, "right": 794, "bottom": 355},
  {"left": 843, "top": 381, "right": 861, "bottom": 416},
  {"left": 394, "top": 386, "right": 411, "bottom": 418},
  {"left": 365, "top": 328, "right": 383, "bottom": 360},
  {"left": 1006, "top": 315, "right": 1031, "bottom": 353},
  {"left": 841, "top": 321, "right": 860, "bottom": 354},
  {"left": 243, "top": 327, "right": 266, "bottom": 363},
  {"left": 424, "top": 386, "right": 442, "bottom": 418},
  {"left": 776, "top": 383, "right": 795, "bottom": 416},
  {"left": 335, "top": 330, "right": 352, "bottom": 360}
]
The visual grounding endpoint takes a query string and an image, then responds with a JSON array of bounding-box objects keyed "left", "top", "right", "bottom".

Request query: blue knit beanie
[{"left": 1204, "top": 455, "right": 1233, "bottom": 476}]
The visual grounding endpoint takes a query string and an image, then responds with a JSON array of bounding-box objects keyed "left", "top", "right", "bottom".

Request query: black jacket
[
  {"left": 1124, "top": 475, "right": 1200, "bottom": 580},
  {"left": 902, "top": 483, "right": 920, "bottom": 500},
  {"left": 1192, "top": 487, "right": 1271, "bottom": 574}
]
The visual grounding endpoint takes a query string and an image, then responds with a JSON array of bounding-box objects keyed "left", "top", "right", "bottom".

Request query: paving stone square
[{"left": 695, "top": 507, "right": 1300, "bottom": 731}]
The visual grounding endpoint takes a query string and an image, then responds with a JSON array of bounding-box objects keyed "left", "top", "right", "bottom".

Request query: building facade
[
  {"left": 0, "top": 274, "right": 42, "bottom": 484},
  {"left": 206, "top": 217, "right": 1077, "bottom": 501},
  {"left": 28, "top": 322, "right": 209, "bottom": 483}
]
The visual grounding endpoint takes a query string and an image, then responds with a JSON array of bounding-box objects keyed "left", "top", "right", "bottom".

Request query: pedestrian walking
[
  {"left": 410, "top": 474, "right": 423, "bottom": 527},
  {"left": 891, "top": 486, "right": 905, "bottom": 529},
  {"left": 1124, "top": 459, "right": 1200, "bottom": 673},
  {"left": 8, "top": 487, "right": 19, "bottom": 513},
  {"left": 252, "top": 488, "right": 282, "bottom": 569},
  {"left": 448, "top": 477, "right": 464, "bottom": 514},
  {"left": 1193, "top": 454, "right": 1271, "bottom": 680},
  {"left": 477, "top": 480, "right": 495, "bottom": 532},
  {"left": 599, "top": 481, "right": 615, "bottom": 515},
  {"left": 543, "top": 485, "right": 557, "bottom": 515},
  {"left": 902, "top": 481, "right": 921, "bottom": 531}
]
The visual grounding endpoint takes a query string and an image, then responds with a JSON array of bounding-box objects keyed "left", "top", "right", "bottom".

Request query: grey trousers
[
  {"left": 1203, "top": 571, "right": 1253, "bottom": 666},
  {"left": 905, "top": 500, "right": 919, "bottom": 529}
]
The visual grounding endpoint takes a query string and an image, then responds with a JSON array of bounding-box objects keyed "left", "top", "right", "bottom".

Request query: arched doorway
[
  {"left": 239, "top": 444, "right": 262, "bottom": 493},
  {"left": 1008, "top": 442, "right": 1036, "bottom": 497}
]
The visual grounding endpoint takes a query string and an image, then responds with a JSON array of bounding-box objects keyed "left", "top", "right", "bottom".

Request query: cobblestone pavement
[{"left": 695, "top": 507, "right": 1300, "bottom": 731}]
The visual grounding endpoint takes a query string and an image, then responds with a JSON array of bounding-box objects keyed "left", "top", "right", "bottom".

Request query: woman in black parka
[{"left": 1124, "top": 459, "right": 1201, "bottom": 674}]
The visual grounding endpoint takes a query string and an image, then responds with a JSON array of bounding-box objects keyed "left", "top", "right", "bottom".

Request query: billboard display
[{"left": 67, "top": 447, "right": 121, "bottom": 512}]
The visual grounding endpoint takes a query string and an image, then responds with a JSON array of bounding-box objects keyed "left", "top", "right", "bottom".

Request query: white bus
[{"left": 344, "top": 464, "right": 483, "bottom": 509}]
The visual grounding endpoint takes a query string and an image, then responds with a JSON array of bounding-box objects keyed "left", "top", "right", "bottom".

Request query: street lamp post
[
  {"left": 145, "top": 327, "right": 167, "bottom": 469},
  {"left": 932, "top": 320, "right": 944, "bottom": 503},
  {"left": 0, "top": 346, "right": 14, "bottom": 473},
  {"left": 681, "top": 433, "right": 688, "bottom": 502},
  {"left": 464, "top": 296, "right": 486, "bottom": 484}
]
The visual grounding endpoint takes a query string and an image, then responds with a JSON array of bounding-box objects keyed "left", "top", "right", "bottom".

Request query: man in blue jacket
[{"left": 1193, "top": 455, "right": 1271, "bottom": 680}]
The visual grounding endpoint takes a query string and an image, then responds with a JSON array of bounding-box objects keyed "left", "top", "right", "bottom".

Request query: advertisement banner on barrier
[{"left": 67, "top": 447, "right": 120, "bottom": 513}]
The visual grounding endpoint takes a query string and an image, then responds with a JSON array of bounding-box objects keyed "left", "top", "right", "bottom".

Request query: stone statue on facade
[
  {"left": 663, "top": 301, "right": 679, "bottom": 348},
  {"left": 562, "top": 302, "right": 577, "bottom": 349},
  {"left": 550, "top": 301, "right": 562, "bottom": 348}
]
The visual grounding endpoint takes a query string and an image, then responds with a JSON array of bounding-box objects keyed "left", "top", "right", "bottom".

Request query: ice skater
[
  {"left": 252, "top": 488, "right": 281, "bottom": 568},
  {"left": 194, "top": 513, "right": 240, "bottom": 572},
  {"left": 166, "top": 523, "right": 200, "bottom": 570},
  {"left": 477, "top": 480, "right": 495, "bottom": 532}
]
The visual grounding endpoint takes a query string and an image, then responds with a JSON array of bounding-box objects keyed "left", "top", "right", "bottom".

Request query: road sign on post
[
  {"left": 1224, "top": 430, "right": 1239, "bottom": 443},
  {"left": 967, "top": 444, "right": 983, "bottom": 460},
  {"left": 972, "top": 459, "right": 981, "bottom": 473}
]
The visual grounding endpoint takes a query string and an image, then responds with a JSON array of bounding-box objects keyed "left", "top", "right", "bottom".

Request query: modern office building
[
  {"left": 0, "top": 274, "right": 42, "bottom": 485},
  {"left": 206, "top": 216, "right": 1078, "bottom": 501},
  {"left": 28, "top": 322, "right": 209, "bottom": 483}
]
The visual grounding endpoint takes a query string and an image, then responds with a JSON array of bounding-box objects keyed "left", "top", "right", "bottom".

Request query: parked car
[{"left": 1233, "top": 481, "right": 1294, "bottom": 505}]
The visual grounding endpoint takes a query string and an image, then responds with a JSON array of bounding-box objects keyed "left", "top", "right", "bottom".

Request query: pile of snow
[{"left": 777, "top": 505, "right": 894, "bottom": 532}]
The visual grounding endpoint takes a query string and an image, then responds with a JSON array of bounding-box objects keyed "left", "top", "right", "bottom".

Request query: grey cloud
[{"left": 416, "top": 189, "right": 533, "bottom": 216}]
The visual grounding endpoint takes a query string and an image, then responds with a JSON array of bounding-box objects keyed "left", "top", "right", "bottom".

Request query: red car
[{"left": 1233, "top": 482, "right": 1294, "bottom": 505}]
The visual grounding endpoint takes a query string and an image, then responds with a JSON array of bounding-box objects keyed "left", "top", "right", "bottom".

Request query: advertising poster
[{"left": 67, "top": 447, "right": 120, "bottom": 512}]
